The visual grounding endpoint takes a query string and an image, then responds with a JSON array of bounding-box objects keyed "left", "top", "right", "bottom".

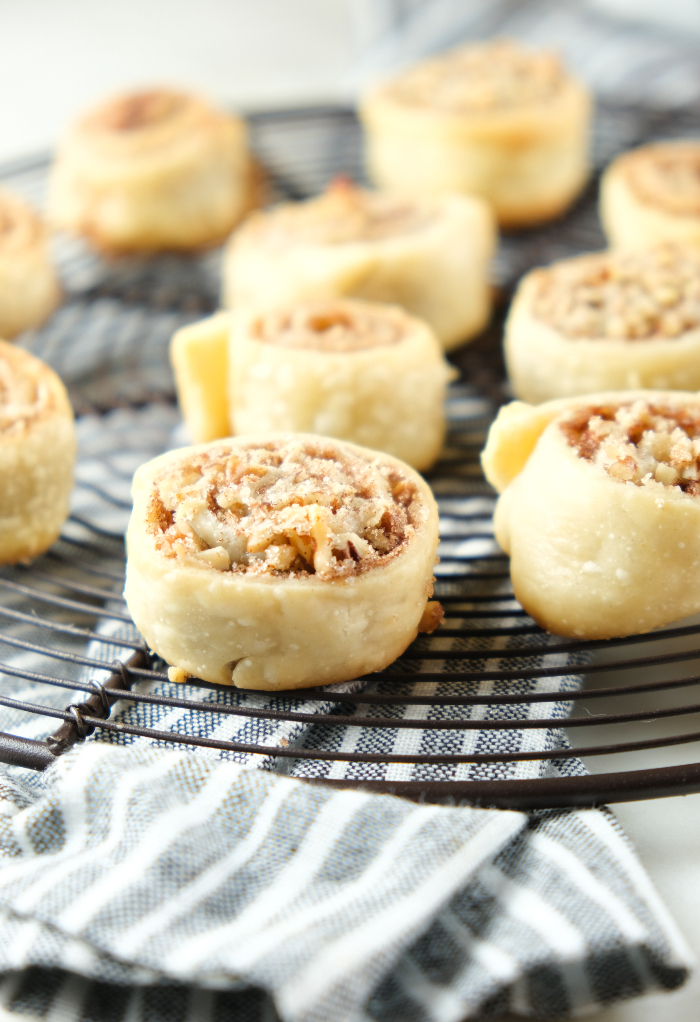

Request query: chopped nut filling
[
  {"left": 532, "top": 244, "right": 700, "bottom": 340},
  {"left": 560, "top": 400, "right": 700, "bottom": 494},
  {"left": 148, "top": 437, "right": 424, "bottom": 578},
  {"left": 246, "top": 178, "right": 432, "bottom": 247},
  {"left": 96, "top": 90, "right": 185, "bottom": 132},
  {"left": 251, "top": 301, "right": 405, "bottom": 352},
  {"left": 386, "top": 39, "right": 564, "bottom": 113},
  {"left": 0, "top": 355, "right": 50, "bottom": 433},
  {"left": 623, "top": 144, "right": 700, "bottom": 216}
]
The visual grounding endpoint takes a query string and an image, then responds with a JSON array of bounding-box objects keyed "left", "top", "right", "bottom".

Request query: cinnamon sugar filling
[
  {"left": 98, "top": 90, "right": 185, "bottom": 132},
  {"left": 533, "top": 245, "right": 700, "bottom": 341},
  {"left": 386, "top": 39, "right": 564, "bottom": 113},
  {"left": 625, "top": 145, "right": 700, "bottom": 216},
  {"left": 251, "top": 302, "right": 405, "bottom": 352},
  {"left": 248, "top": 178, "right": 431, "bottom": 247},
  {"left": 148, "top": 438, "right": 422, "bottom": 578},
  {"left": 561, "top": 401, "right": 700, "bottom": 494}
]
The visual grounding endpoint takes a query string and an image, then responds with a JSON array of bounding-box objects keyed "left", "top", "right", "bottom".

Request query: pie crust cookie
[
  {"left": 360, "top": 39, "right": 591, "bottom": 228},
  {"left": 222, "top": 178, "right": 495, "bottom": 350},
  {"left": 48, "top": 88, "right": 251, "bottom": 253},
  {"left": 505, "top": 244, "right": 700, "bottom": 403},
  {"left": 601, "top": 141, "right": 700, "bottom": 250},
  {"left": 124, "top": 434, "right": 440, "bottom": 690},
  {"left": 0, "top": 188, "right": 60, "bottom": 339},
  {"left": 0, "top": 340, "right": 75, "bottom": 562},
  {"left": 229, "top": 299, "right": 453, "bottom": 471},
  {"left": 483, "top": 391, "right": 700, "bottom": 638}
]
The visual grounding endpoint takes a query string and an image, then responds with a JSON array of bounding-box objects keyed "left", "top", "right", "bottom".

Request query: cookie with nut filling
[
  {"left": 483, "top": 392, "right": 700, "bottom": 638},
  {"left": 0, "top": 341, "right": 75, "bottom": 563},
  {"left": 228, "top": 298, "right": 454, "bottom": 471},
  {"left": 125, "top": 434, "right": 441, "bottom": 690},
  {"left": 0, "top": 188, "right": 59, "bottom": 339},
  {"left": 505, "top": 244, "right": 700, "bottom": 403},
  {"left": 223, "top": 177, "right": 494, "bottom": 351},
  {"left": 48, "top": 88, "right": 252, "bottom": 253},
  {"left": 601, "top": 141, "right": 700, "bottom": 251},
  {"left": 360, "top": 39, "right": 591, "bottom": 227}
]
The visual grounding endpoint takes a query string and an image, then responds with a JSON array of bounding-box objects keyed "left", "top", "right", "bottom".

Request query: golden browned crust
[{"left": 241, "top": 176, "right": 433, "bottom": 247}]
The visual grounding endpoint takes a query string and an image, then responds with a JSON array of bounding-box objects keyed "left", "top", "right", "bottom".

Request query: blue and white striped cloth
[{"left": 0, "top": 402, "right": 692, "bottom": 1022}]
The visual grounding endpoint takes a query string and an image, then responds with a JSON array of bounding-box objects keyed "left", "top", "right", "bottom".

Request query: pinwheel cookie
[
  {"left": 125, "top": 434, "right": 441, "bottom": 690},
  {"left": 483, "top": 391, "right": 700, "bottom": 639},
  {"left": 48, "top": 88, "right": 251, "bottom": 252},
  {"left": 229, "top": 299, "right": 453, "bottom": 470},
  {"left": 222, "top": 177, "right": 494, "bottom": 350},
  {"left": 0, "top": 188, "right": 59, "bottom": 339},
  {"left": 360, "top": 39, "right": 591, "bottom": 227},
  {"left": 0, "top": 341, "right": 75, "bottom": 562},
  {"left": 601, "top": 141, "right": 700, "bottom": 250},
  {"left": 505, "top": 244, "right": 700, "bottom": 403}
]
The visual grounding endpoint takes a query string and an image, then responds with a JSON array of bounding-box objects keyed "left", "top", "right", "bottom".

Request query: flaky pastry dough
[
  {"left": 601, "top": 142, "right": 700, "bottom": 250},
  {"left": 48, "top": 88, "right": 251, "bottom": 252},
  {"left": 483, "top": 391, "right": 700, "bottom": 638},
  {"left": 0, "top": 340, "right": 75, "bottom": 562},
  {"left": 229, "top": 299, "right": 453, "bottom": 471},
  {"left": 360, "top": 39, "right": 591, "bottom": 227},
  {"left": 0, "top": 188, "right": 59, "bottom": 339},
  {"left": 124, "top": 434, "right": 439, "bottom": 690},
  {"left": 222, "top": 178, "right": 494, "bottom": 350},
  {"left": 505, "top": 245, "right": 700, "bottom": 402}
]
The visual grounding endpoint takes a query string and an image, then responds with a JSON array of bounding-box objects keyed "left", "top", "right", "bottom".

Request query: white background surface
[{"left": 3, "top": 2, "right": 700, "bottom": 1018}]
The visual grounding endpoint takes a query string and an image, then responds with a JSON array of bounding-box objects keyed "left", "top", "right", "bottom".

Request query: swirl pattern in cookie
[
  {"left": 601, "top": 141, "right": 700, "bottom": 250},
  {"left": 505, "top": 244, "right": 700, "bottom": 402},
  {"left": 0, "top": 340, "right": 75, "bottom": 562},
  {"left": 229, "top": 299, "right": 452, "bottom": 470},
  {"left": 222, "top": 177, "right": 494, "bottom": 350},
  {"left": 48, "top": 88, "right": 251, "bottom": 252},
  {"left": 360, "top": 39, "right": 591, "bottom": 227},
  {"left": 124, "top": 434, "right": 440, "bottom": 689},
  {"left": 483, "top": 391, "right": 700, "bottom": 638},
  {"left": 0, "top": 188, "right": 60, "bottom": 340}
]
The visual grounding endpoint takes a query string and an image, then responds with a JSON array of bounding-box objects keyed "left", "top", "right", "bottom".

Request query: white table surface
[{"left": 2, "top": 2, "right": 699, "bottom": 1018}]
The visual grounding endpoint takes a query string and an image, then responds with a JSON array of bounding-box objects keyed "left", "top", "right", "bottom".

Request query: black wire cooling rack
[{"left": 2, "top": 103, "right": 700, "bottom": 810}]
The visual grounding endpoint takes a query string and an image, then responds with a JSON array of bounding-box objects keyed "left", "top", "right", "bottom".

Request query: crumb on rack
[{"left": 418, "top": 600, "right": 444, "bottom": 633}]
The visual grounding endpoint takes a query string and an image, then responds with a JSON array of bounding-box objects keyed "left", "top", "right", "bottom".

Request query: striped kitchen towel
[{"left": 0, "top": 743, "right": 691, "bottom": 1022}]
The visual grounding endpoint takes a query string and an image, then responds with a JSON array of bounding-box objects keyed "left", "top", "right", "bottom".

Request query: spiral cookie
[
  {"left": 0, "top": 340, "right": 75, "bottom": 562},
  {"left": 360, "top": 39, "right": 591, "bottom": 227},
  {"left": 483, "top": 392, "right": 700, "bottom": 638},
  {"left": 0, "top": 188, "right": 59, "bottom": 339},
  {"left": 48, "top": 88, "right": 251, "bottom": 252},
  {"left": 125, "top": 434, "right": 440, "bottom": 690},
  {"left": 505, "top": 244, "right": 700, "bottom": 403},
  {"left": 229, "top": 299, "right": 453, "bottom": 470},
  {"left": 601, "top": 141, "right": 700, "bottom": 250},
  {"left": 222, "top": 177, "right": 494, "bottom": 350}
]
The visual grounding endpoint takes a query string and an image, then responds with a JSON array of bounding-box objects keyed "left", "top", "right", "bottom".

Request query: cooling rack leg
[{"left": 0, "top": 731, "right": 56, "bottom": 770}]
